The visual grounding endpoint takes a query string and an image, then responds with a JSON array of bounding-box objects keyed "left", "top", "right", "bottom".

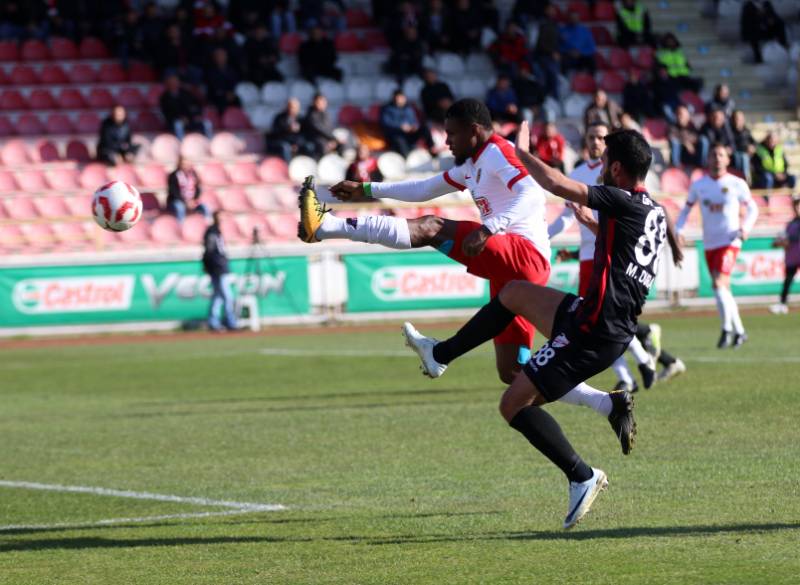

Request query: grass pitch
[{"left": 0, "top": 312, "right": 798, "bottom": 584}]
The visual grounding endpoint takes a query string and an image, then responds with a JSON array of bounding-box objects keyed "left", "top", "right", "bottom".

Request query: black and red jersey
[{"left": 575, "top": 185, "right": 668, "bottom": 341}]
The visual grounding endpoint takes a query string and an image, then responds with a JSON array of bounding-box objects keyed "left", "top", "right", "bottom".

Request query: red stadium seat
[
  {"left": 203, "top": 106, "right": 221, "bottom": 129},
  {"left": 346, "top": 9, "right": 372, "bottom": 28},
  {"left": 145, "top": 85, "right": 163, "bottom": 107},
  {"left": 127, "top": 61, "right": 157, "bottom": 82},
  {"left": 608, "top": 48, "right": 634, "bottom": 69},
  {"left": 221, "top": 107, "right": 252, "bottom": 130},
  {"left": 52, "top": 222, "right": 92, "bottom": 245},
  {"left": 0, "top": 41, "right": 19, "bottom": 62},
  {"left": 1, "top": 139, "right": 31, "bottom": 165},
  {"left": 150, "top": 215, "right": 182, "bottom": 244},
  {"left": 17, "top": 114, "right": 45, "bottom": 136},
  {"left": 600, "top": 71, "right": 626, "bottom": 93},
  {"left": 219, "top": 214, "right": 244, "bottom": 243},
  {"left": 136, "top": 164, "right": 167, "bottom": 188},
  {"left": 67, "top": 63, "right": 98, "bottom": 84},
  {"left": 150, "top": 133, "right": 180, "bottom": 163},
  {"left": 0, "top": 68, "right": 8, "bottom": 85},
  {"left": 5, "top": 197, "right": 39, "bottom": 220},
  {"left": 59, "top": 88, "right": 88, "bottom": 110},
  {"left": 661, "top": 167, "right": 691, "bottom": 194},
  {"left": 79, "top": 37, "right": 109, "bottom": 59},
  {"left": 98, "top": 62, "right": 126, "bottom": 83},
  {"left": 47, "top": 167, "right": 81, "bottom": 189},
  {"left": 680, "top": 90, "right": 705, "bottom": 113},
  {"left": 593, "top": 1, "right": 616, "bottom": 21},
  {"left": 635, "top": 47, "right": 655, "bottom": 69},
  {"left": 0, "top": 90, "right": 27, "bottom": 111},
  {"left": 0, "top": 116, "right": 13, "bottom": 136},
  {"left": 10, "top": 65, "right": 40, "bottom": 85},
  {"left": 179, "top": 133, "right": 211, "bottom": 160},
  {"left": 181, "top": 213, "right": 210, "bottom": 243},
  {"left": 65, "top": 140, "right": 92, "bottom": 162},
  {"left": 76, "top": 112, "right": 101, "bottom": 134},
  {"left": 590, "top": 26, "right": 614, "bottom": 46},
  {"left": 64, "top": 195, "right": 92, "bottom": 217},
  {"left": 570, "top": 73, "right": 597, "bottom": 94},
  {"left": 217, "top": 187, "right": 251, "bottom": 212},
  {"left": 140, "top": 191, "right": 162, "bottom": 214},
  {"left": 46, "top": 113, "right": 75, "bottom": 134},
  {"left": 16, "top": 170, "right": 49, "bottom": 192},
  {"left": 228, "top": 161, "right": 260, "bottom": 184},
  {"left": 594, "top": 51, "right": 611, "bottom": 70},
  {"left": 210, "top": 132, "right": 244, "bottom": 159},
  {"left": 36, "top": 139, "right": 61, "bottom": 162},
  {"left": 79, "top": 163, "right": 109, "bottom": 190},
  {"left": 117, "top": 220, "right": 151, "bottom": 244},
  {"left": 643, "top": 118, "right": 668, "bottom": 141},
  {"left": 196, "top": 162, "right": 230, "bottom": 186},
  {"left": 87, "top": 88, "right": 115, "bottom": 109},
  {"left": 335, "top": 32, "right": 363, "bottom": 52},
  {"left": 567, "top": 2, "right": 592, "bottom": 21},
  {"left": 264, "top": 212, "right": 300, "bottom": 241},
  {"left": 365, "top": 103, "right": 381, "bottom": 123},
  {"left": 34, "top": 197, "right": 71, "bottom": 218},
  {"left": 117, "top": 87, "right": 145, "bottom": 108},
  {"left": 0, "top": 170, "right": 18, "bottom": 191},
  {"left": 28, "top": 89, "right": 57, "bottom": 110},
  {"left": 362, "top": 29, "right": 389, "bottom": 49},
  {"left": 338, "top": 104, "right": 364, "bottom": 126},
  {"left": 50, "top": 37, "right": 79, "bottom": 60},
  {"left": 279, "top": 33, "right": 302, "bottom": 53},
  {"left": 108, "top": 163, "right": 139, "bottom": 186},
  {"left": 132, "top": 110, "right": 163, "bottom": 132},
  {"left": 21, "top": 39, "right": 50, "bottom": 61},
  {"left": 689, "top": 168, "right": 706, "bottom": 183},
  {"left": 258, "top": 157, "right": 290, "bottom": 182},
  {"left": 21, "top": 223, "right": 57, "bottom": 248},
  {"left": 40, "top": 64, "right": 69, "bottom": 85}
]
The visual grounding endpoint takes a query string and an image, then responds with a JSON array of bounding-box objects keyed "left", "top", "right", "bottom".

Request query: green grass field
[{"left": 1, "top": 312, "right": 799, "bottom": 584}]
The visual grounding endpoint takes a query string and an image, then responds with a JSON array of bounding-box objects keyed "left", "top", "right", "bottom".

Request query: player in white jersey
[
  {"left": 299, "top": 99, "right": 634, "bottom": 453},
  {"left": 676, "top": 143, "right": 759, "bottom": 348}
]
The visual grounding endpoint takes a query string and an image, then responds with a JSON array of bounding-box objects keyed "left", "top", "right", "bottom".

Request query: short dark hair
[
  {"left": 586, "top": 121, "right": 609, "bottom": 132},
  {"left": 445, "top": 98, "right": 493, "bottom": 130},
  {"left": 604, "top": 129, "right": 652, "bottom": 180}
]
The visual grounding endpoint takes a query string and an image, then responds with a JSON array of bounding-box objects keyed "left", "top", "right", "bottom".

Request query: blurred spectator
[
  {"left": 623, "top": 69, "right": 656, "bottom": 121},
  {"left": 97, "top": 105, "right": 140, "bottom": 166},
  {"left": 420, "top": 69, "right": 455, "bottom": 125},
  {"left": 202, "top": 211, "right": 237, "bottom": 332},
  {"left": 0, "top": 1, "right": 48, "bottom": 41},
  {"left": 531, "top": 3, "right": 562, "bottom": 100},
  {"left": 167, "top": 156, "right": 210, "bottom": 225},
  {"left": 651, "top": 65, "right": 682, "bottom": 122},
  {"left": 380, "top": 90, "right": 434, "bottom": 158},
  {"left": 656, "top": 33, "right": 702, "bottom": 93},
  {"left": 193, "top": 2, "right": 231, "bottom": 38},
  {"left": 486, "top": 74, "right": 523, "bottom": 123},
  {"left": 267, "top": 98, "right": 309, "bottom": 161},
  {"left": 244, "top": 23, "right": 284, "bottom": 85},
  {"left": 478, "top": 0, "right": 500, "bottom": 33},
  {"left": 769, "top": 197, "right": 800, "bottom": 314},
  {"left": 740, "top": 0, "right": 788, "bottom": 64},
  {"left": 139, "top": 2, "right": 165, "bottom": 61},
  {"left": 706, "top": 84, "right": 735, "bottom": 118},
  {"left": 113, "top": 10, "right": 145, "bottom": 68},
  {"left": 700, "top": 108, "right": 735, "bottom": 165},
  {"left": 160, "top": 74, "right": 212, "bottom": 139},
  {"left": 204, "top": 23, "right": 245, "bottom": 69},
  {"left": 559, "top": 12, "right": 596, "bottom": 75},
  {"left": 513, "top": 72, "right": 546, "bottom": 119},
  {"left": 302, "top": 93, "right": 343, "bottom": 159},
  {"left": 205, "top": 48, "right": 241, "bottom": 114},
  {"left": 346, "top": 143, "right": 384, "bottom": 182},
  {"left": 731, "top": 110, "right": 756, "bottom": 181},
  {"left": 423, "top": 0, "right": 452, "bottom": 52},
  {"left": 619, "top": 112, "right": 642, "bottom": 132},
  {"left": 299, "top": 24, "right": 343, "bottom": 83},
  {"left": 269, "top": 1, "right": 297, "bottom": 38},
  {"left": 156, "top": 24, "right": 203, "bottom": 86},
  {"left": 489, "top": 22, "right": 529, "bottom": 76},
  {"left": 668, "top": 104, "right": 704, "bottom": 167},
  {"left": 615, "top": 0, "right": 654, "bottom": 49},
  {"left": 753, "top": 132, "right": 797, "bottom": 191},
  {"left": 385, "top": 25, "right": 426, "bottom": 80},
  {"left": 386, "top": 2, "right": 422, "bottom": 47},
  {"left": 299, "top": 0, "right": 346, "bottom": 31},
  {"left": 534, "top": 122, "right": 565, "bottom": 173},
  {"left": 449, "top": 0, "right": 483, "bottom": 56},
  {"left": 584, "top": 89, "right": 622, "bottom": 129},
  {"left": 511, "top": 0, "right": 547, "bottom": 29}
]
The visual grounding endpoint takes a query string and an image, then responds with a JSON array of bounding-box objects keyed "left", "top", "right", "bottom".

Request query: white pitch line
[
  {"left": 260, "top": 348, "right": 414, "bottom": 357},
  {"left": 684, "top": 356, "right": 800, "bottom": 363},
  {"left": 0, "top": 480, "right": 286, "bottom": 512}
]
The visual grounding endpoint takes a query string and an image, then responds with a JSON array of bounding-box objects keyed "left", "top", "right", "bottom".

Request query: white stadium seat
[
  {"left": 345, "top": 77, "right": 374, "bottom": 104},
  {"left": 319, "top": 79, "right": 345, "bottom": 105},
  {"left": 248, "top": 105, "right": 280, "bottom": 131},
  {"left": 457, "top": 77, "right": 490, "bottom": 99},
  {"left": 405, "top": 148, "right": 434, "bottom": 174},
  {"left": 464, "top": 53, "right": 494, "bottom": 75},
  {"left": 261, "top": 81, "right": 289, "bottom": 107},
  {"left": 235, "top": 82, "right": 261, "bottom": 107},
  {"left": 374, "top": 77, "right": 400, "bottom": 103},
  {"left": 435, "top": 52, "right": 465, "bottom": 77},
  {"left": 564, "top": 94, "right": 592, "bottom": 119},
  {"left": 289, "top": 80, "right": 317, "bottom": 108},
  {"left": 317, "top": 153, "right": 348, "bottom": 184},
  {"left": 377, "top": 151, "right": 407, "bottom": 180},
  {"left": 402, "top": 76, "right": 424, "bottom": 102},
  {"left": 288, "top": 155, "right": 318, "bottom": 183}
]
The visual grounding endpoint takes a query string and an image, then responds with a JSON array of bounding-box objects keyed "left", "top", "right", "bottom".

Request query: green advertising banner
[
  {"left": 0, "top": 256, "right": 310, "bottom": 327},
  {"left": 697, "top": 237, "right": 796, "bottom": 297}
]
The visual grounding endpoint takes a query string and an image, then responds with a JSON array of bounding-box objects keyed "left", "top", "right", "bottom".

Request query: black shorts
[{"left": 522, "top": 293, "right": 630, "bottom": 402}]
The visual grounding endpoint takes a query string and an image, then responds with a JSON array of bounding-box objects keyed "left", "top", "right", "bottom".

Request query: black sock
[
  {"left": 432, "top": 296, "right": 516, "bottom": 364},
  {"left": 509, "top": 405, "right": 593, "bottom": 483},
  {"left": 658, "top": 350, "right": 676, "bottom": 367}
]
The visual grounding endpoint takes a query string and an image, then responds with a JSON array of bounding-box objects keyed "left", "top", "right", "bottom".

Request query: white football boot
[
  {"left": 563, "top": 467, "right": 608, "bottom": 530},
  {"left": 402, "top": 322, "right": 447, "bottom": 378}
]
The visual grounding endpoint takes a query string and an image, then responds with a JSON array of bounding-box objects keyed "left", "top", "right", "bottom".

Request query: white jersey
[
  {"left": 549, "top": 159, "right": 603, "bottom": 261},
  {"left": 678, "top": 172, "right": 758, "bottom": 251},
  {"left": 370, "top": 134, "right": 551, "bottom": 260}
]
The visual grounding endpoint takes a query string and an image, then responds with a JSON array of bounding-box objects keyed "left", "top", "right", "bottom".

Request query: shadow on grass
[{"left": 2, "top": 522, "right": 798, "bottom": 553}]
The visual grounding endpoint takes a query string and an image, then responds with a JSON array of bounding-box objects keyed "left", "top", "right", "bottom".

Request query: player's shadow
[{"left": 1, "top": 522, "right": 798, "bottom": 553}]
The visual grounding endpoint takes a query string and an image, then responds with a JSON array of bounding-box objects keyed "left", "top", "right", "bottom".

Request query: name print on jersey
[{"left": 624, "top": 204, "right": 667, "bottom": 289}]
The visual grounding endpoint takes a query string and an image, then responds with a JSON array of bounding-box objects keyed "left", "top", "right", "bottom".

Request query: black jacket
[
  {"left": 202, "top": 224, "right": 229, "bottom": 276},
  {"left": 160, "top": 88, "right": 202, "bottom": 126},
  {"left": 302, "top": 108, "right": 336, "bottom": 143},
  {"left": 167, "top": 169, "right": 202, "bottom": 206},
  {"left": 97, "top": 117, "right": 134, "bottom": 154}
]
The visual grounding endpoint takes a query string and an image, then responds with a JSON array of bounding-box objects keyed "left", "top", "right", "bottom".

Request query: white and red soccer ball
[{"left": 91, "top": 181, "right": 142, "bottom": 232}]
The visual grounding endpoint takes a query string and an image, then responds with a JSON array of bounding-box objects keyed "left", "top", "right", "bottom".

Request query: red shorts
[
  {"left": 705, "top": 246, "right": 740, "bottom": 277},
  {"left": 578, "top": 260, "right": 594, "bottom": 298},
  {"left": 447, "top": 221, "right": 550, "bottom": 346}
]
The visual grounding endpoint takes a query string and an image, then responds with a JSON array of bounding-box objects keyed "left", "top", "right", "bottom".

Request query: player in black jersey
[{"left": 404, "top": 123, "right": 683, "bottom": 529}]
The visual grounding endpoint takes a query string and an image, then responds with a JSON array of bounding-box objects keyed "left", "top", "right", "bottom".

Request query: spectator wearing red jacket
[
  {"left": 535, "top": 122, "right": 565, "bottom": 172},
  {"left": 346, "top": 144, "right": 384, "bottom": 183},
  {"left": 489, "top": 21, "right": 529, "bottom": 75}
]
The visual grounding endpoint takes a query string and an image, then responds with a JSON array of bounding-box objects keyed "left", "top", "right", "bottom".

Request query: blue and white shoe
[
  {"left": 563, "top": 468, "right": 608, "bottom": 530},
  {"left": 402, "top": 322, "right": 447, "bottom": 378}
]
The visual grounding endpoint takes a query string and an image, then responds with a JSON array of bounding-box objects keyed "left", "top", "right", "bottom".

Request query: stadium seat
[
  {"left": 362, "top": 29, "right": 389, "bottom": 49},
  {"left": 345, "top": 8, "right": 371, "bottom": 27},
  {"left": 64, "top": 195, "right": 92, "bottom": 217},
  {"left": 567, "top": 2, "right": 592, "bottom": 21},
  {"left": 33, "top": 196, "right": 71, "bottom": 218},
  {"left": 594, "top": 51, "right": 611, "bottom": 70},
  {"left": 40, "top": 64, "right": 69, "bottom": 85},
  {"left": 47, "top": 167, "right": 81, "bottom": 190},
  {"left": 248, "top": 104, "right": 279, "bottom": 131},
  {"left": 217, "top": 187, "right": 251, "bottom": 212},
  {"left": 16, "top": 170, "right": 49, "bottom": 192},
  {"left": 593, "top": 1, "right": 615, "bottom": 20},
  {"left": 21, "top": 223, "right": 56, "bottom": 248},
  {"left": 209, "top": 132, "right": 244, "bottom": 159},
  {"left": 1, "top": 139, "right": 31, "bottom": 166},
  {"left": 149, "top": 214, "right": 182, "bottom": 244},
  {"left": 65, "top": 140, "right": 92, "bottom": 162},
  {"left": 75, "top": 112, "right": 101, "bottom": 133},
  {"left": 107, "top": 163, "right": 139, "bottom": 186},
  {"left": 133, "top": 110, "right": 163, "bottom": 132},
  {"left": 150, "top": 133, "right": 180, "bottom": 164},
  {"left": 197, "top": 162, "right": 230, "bottom": 186},
  {"left": 570, "top": 73, "right": 597, "bottom": 94},
  {"left": 600, "top": 71, "right": 626, "bottom": 93},
  {"left": 52, "top": 222, "right": 92, "bottom": 245},
  {"left": 5, "top": 197, "right": 39, "bottom": 220},
  {"left": 375, "top": 77, "right": 399, "bottom": 103},
  {"left": 319, "top": 79, "right": 345, "bottom": 104},
  {"left": 288, "top": 80, "right": 316, "bottom": 106},
  {"left": 127, "top": 62, "right": 156, "bottom": 82},
  {"left": 36, "top": 140, "right": 61, "bottom": 162},
  {"left": 117, "top": 219, "right": 151, "bottom": 243},
  {"left": 181, "top": 213, "right": 209, "bottom": 243},
  {"left": 689, "top": 167, "right": 706, "bottom": 183},
  {"left": 279, "top": 33, "right": 302, "bottom": 53},
  {"left": 86, "top": 88, "right": 114, "bottom": 110},
  {"left": 608, "top": 48, "right": 634, "bottom": 69},
  {"left": 139, "top": 191, "right": 162, "bottom": 214},
  {"left": 660, "top": 167, "right": 691, "bottom": 194},
  {"left": 0, "top": 170, "right": 18, "bottom": 191},
  {"left": 117, "top": 87, "right": 146, "bottom": 108},
  {"left": 0, "top": 90, "right": 28, "bottom": 111},
  {"left": 50, "top": 37, "right": 79, "bottom": 60},
  {"left": 263, "top": 212, "right": 300, "bottom": 241},
  {"left": 643, "top": 118, "right": 668, "bottom": 141},
  {"left": 235, "top": 82, "right": 260, "bottom": 107},
  {"left": 21, "top": 39, "right": 50, "bottom": 61},
  {"left": 58, "top": 88, "right": 88, "bottom": 110},
  {"left": 79, "top": 163, "right": 109, "bottom": 190},
  {"left": 335, "top": 31, "right": 363, "bottom": 52},
  {"left": 46, "top": 113, "right": 75, "bottom": 134},
  {"left": 680, "top": 90, "right": 705, "bottom": 113},
  {"left": 180, "top": 133, "right": 211, "bottom": 160},
  {"left": 144, "top": 84, "right": 164, "bottom": 108},
  {"left": 365, "top": 103, "right": 381, "bottom": 123},
  {"left": 98, "top": 62, "right": 127, "bottom": 83},
  {"left": 378, "top": 152, "right": 407, "bottom": 181},
  {"left": 344, "top": 77, "right": 373, "bottom": 103},
  {"left": 318, "top": 153, "right": 348, "bottom": 184},
  {"left": 198, "top": 187, "right": 220, "bottom": 211},
  {"left": 79, "top": 37, "right": 110, "bottom": 59},
  {"left": 261, "top": 81, "right": 290, "bottom": 107},
  {"left": 406, "top": 148, "right": 434, "bottom": 174},
  {"left": 590, "top": 26, "right": 614, "bottom": 46},
  {"left": 0, "top": 41, "right": 20, "bottom": 62},
  {"left": 635, "top": 47, "right": 655, "bottom": 69},
  {"left": 228, "top": 160, "right": 260, "bottom": 184},
  {"left": 17, "top": 114, "right": 45, "bottom": 136},
  {"left": 244, "top": 185, "right": 273, "bottom": 211},
  {"left": 259, "top": 157, "right": 290, "bottom": 182},
  {"left": 10, "top": 65, "right": 39, "bottom": 85},
  {"left": 67, "top": 63, "right": 98, "bottom": 83},
  {"left": 288, "top": 155, "right": 317, "bottom": 183},
  {"left": 0, "top": 116, "right": 13, "bottom": 136},
  {"left": 28, "top": 89, "right": 57, "bottom": 110},
  {"left": 221, "top": 107, "right": 252, "bottom": 130},
  {"left": 338, "top": 104, "right": 364, "bottom": 126},
  {"left": 137, "top": 164, "right": 168, "bottom": 188}
]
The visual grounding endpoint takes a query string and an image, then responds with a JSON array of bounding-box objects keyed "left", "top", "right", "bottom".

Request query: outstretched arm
[
  {"left": 329, "top": 173, "right": 457, "bottom": 203},
  {"left": 514, "top": 121, "right": 589, "bottom": 205}
]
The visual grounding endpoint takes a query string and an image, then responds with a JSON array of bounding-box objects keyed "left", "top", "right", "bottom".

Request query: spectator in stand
[
  {"left": 302, "top": 93, "right": 343, "bottom": 159},
  {"left": 269, "top": 1, "right": 297, "bottom": 38},
  {"left": 205, "top": 48, "right": 241, "bottom": 115},
  {"left": 155, "top": 24, "right": 202, "bottom": 85},
  {"left": 559, "top": 11, "right": 596, "bottom": 75},
  {"left": 423, "top": 0, "right": 452, "bottom": 53},
  {"left": 511, "top": 0, "right": 547, "bottom": 29},
  {"left": 740, "top": 0, "right": 789, "bottom": 64},
  {"left": 139, "top": 2, "right": 165, "bottom": 62},
  {"left": 531, "top": 3, "right": 562, "bottom": 100},
  {"left": 731, "top": 110, "right": 756, "bottom": 181},
  {"left": 160, "top": 74, "right": 212, "bottom": 139},
  {"left": 385, "top": 25, "right": 427, "bottom": 81},
  {"left": 167, "top": 156, "right": 210, "bottom": 225},
  {"left": 449, "top": 0, "right": 483, "bottom": 56},
  {"left": 651, "top": 64, "right": 682, "bottom": 122},
  {"left": 386, "top": 1, "right": 422, "bottom": 48},
  {"left": 534, "top": 122, "right": 565, "bottom": 172},
  {"left": 706, "top": 84, "right": 735, "bottom": 118},
  {"left": 202, "top": 211, "right": 237, "bottom": 332},
  {"left": 0, "top": 1, "right": 49, "bottom": 41},
  {"left": 619, "top": 111, "right": 642, "bottom": 132},
  {"left": 478, "top": 0, "right": 500, "bottom": 33},
  {"left": 583, "top": 89, "right": 622, "bottom": 129},
  {"left": 346, "top": 143, "right": 384, "bottom": 183},
  {"left": 243, "top": 22, "right": 284, "bottom": 85},
  {"left": 615, "top": 0, "right": 654, "bottom": 49},
  {"left": 193, "top": 1, "right": 231, "bottom": 39},
  {"left": 700, "top": 108, "right": 735, "bottom": 166},
  {"left": 96, "top": 105, "right": 140, "bottom": 166},
  {"left": 489, "top": 21, "right": 529, "bottom": 76},
  {"left": 267, "top": 97, "right": 309, "bottom": 162},
  {"left": 299, "top": 24, "right": 343, "bottom": 83},
  {"left": 513, "top": 72, "right": 546, "bottom": 120},
  {"left": 204, "top": 22, "right": 245, "bottom": 72},
  {"left": 113, "top": 10, "right": 145, "bottom": 68},
  {"left": 379, "top": 89, "right": 434, "bottom": 158},
  {"left": 752, "top": 132, "right": 797, "bottom": 192},
  {"left": 769, "top": 197, "right": 800, "bottom": 314},
  {"left": 623, "top": 69, "right": 656, "bottom": 121},
  {"left": 299, "top": 0, "right": 346, "bottom": 31},
  {"left": 656, "top": 32, "right": 702, "bottom": 93},
  {"left": 486, "top": 74, "right": 523, "bottom": 123},
  {"left": 668, "top": 104, "right": 704, "bottom": 167},
  {"left": 420, "top": 68, "right": 455, "bottom": 125}
]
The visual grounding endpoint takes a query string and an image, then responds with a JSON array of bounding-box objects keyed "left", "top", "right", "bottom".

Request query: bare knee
[
  {"left": 408, "top": 215, "right": 445, "bottom": 245},
  {"left": 498, "top": 364, "right": 519, "bottom": 386},
  {"left": 497, "top": 280, "right": 529, "bottom": 313},
  {"left": 498, "top": 391, "right": 518, "bottom": 423}
]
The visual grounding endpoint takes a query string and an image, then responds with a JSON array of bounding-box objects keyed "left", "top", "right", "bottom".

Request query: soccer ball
[{"left": 92, "top": 181, "right": 143, "bottom": 232}]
